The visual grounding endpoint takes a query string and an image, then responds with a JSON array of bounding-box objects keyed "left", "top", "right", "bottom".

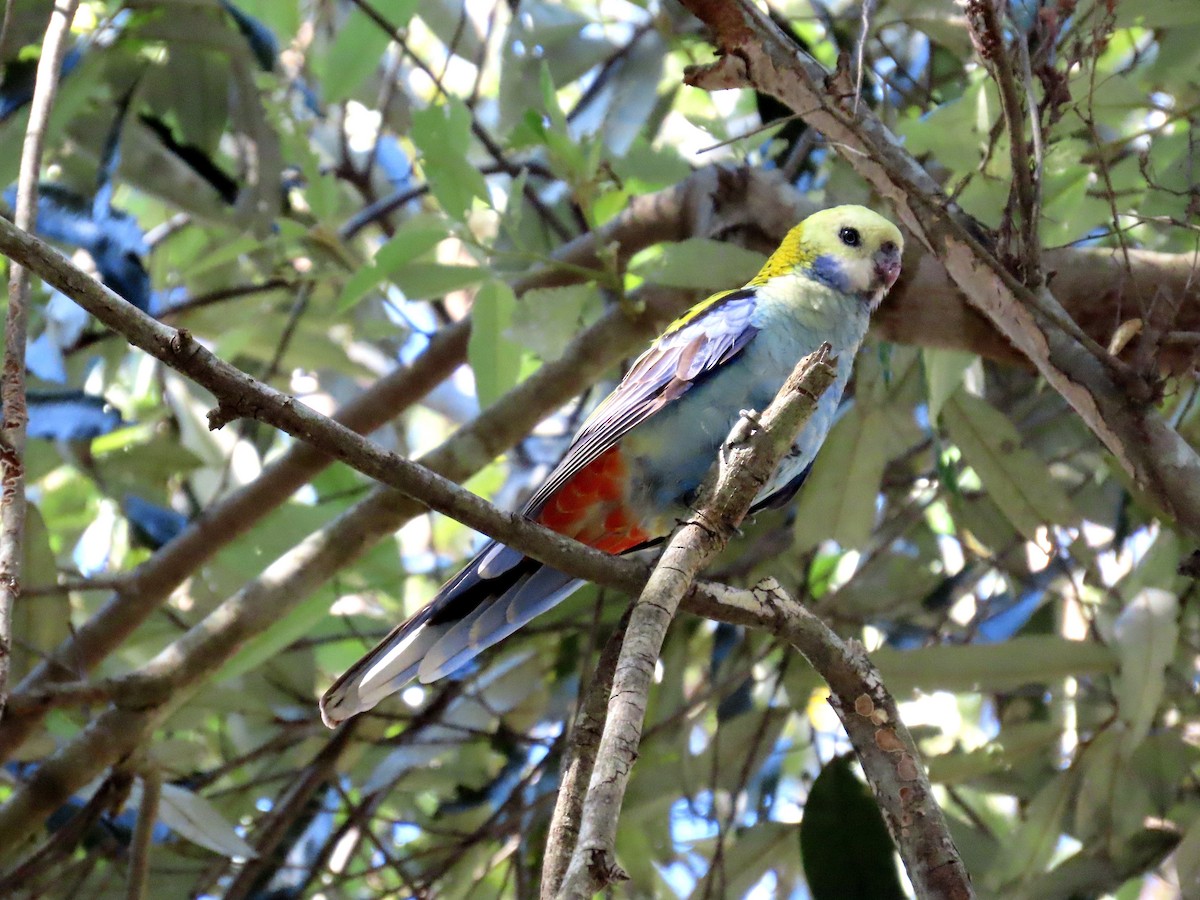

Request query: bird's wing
[{"left": 521, "top": 287, "right": 761, "bottom": 517}]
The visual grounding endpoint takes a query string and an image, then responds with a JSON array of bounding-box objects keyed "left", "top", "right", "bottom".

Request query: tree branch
[
  {"left": 966, "top": 0, "right": 1041, "bottom": 282},
  {"left": 126, "top": 766, "right": 160, "bottom": 900},
  {"left": 221, "top": 722, "right": 358, "bottom": 900},
  {"left": 539, "top": 612, "right": 627, "bottom": 898},
  {"left": 558, "top": 347, "right": 839, "bottom": 897},
  {"left": 0, "top": 0, "right": 78, "bottom": 720}
]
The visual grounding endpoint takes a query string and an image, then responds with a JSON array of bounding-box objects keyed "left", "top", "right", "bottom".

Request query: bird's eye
[{"left": 839, "top": 227, "right": 861, "bottom": 247}]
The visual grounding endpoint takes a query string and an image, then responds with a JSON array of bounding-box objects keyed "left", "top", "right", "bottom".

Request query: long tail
[{"left": 319, "top": 543, "right": 582, "bottom": 726}]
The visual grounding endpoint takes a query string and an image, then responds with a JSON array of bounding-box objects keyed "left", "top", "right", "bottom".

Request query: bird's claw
[
  {"left": 722, "top": 408, "right": 762, "bottom": 469},
  {"left": 738, "top": 408, "right": 762, "bottom": 429}
]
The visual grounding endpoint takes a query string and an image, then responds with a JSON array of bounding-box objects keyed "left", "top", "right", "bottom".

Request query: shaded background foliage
[{"left": 0, "top": 0, "right": 1198, "bottom": 896}]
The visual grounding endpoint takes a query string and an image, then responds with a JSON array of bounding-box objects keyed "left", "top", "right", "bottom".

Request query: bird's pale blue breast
[{"left": 619, "top": 279, "right": 871, "bottom": 533}]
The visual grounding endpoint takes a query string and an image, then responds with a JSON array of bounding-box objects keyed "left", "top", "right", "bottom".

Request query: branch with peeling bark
[
  {"left": 540, "top": 613, "right": 628, "bottom": 898},
  {"left": 678, "top": 0, "right": 1200, "bottom": 541}
]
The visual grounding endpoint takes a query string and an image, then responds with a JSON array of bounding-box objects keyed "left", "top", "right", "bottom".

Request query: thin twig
[
  {"left": 0, "top": 0, "right": 15, "bottom": 60},
  {"left": 0, "top": 0, "right": 80, "bottom": 720},
  {"left": 853, "top": 0, "right": 875, "bottom": 115},
  {"left": 126, "top": 767, "right": 161, "bottom": 900},
  {"left": 1016, "top": 29, "right": 1044, "bottom": 251},
  {"left": 22, "top": 575, "right": 127, "bottom": 597},
  {"left": 966, "top": 0, "right": 1041, "bottom": 283},
  {"left": 4, "top": 679, "right": 114, "bottom": 714},
  {"left": 261, "top": 281, "right": 314, "bottom": 384}
]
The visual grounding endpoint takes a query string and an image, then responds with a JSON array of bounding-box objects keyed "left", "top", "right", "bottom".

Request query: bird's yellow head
[{"left": 752, "top": 205, "right": 904, "bottom": 309}]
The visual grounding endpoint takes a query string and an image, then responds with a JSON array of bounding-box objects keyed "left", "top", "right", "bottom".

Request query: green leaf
[
  {"left": 506, "top": 283, "right": 602, "bottom": 360},
  {"left": 374, "top": 223, "right": 448, "bottom": 274},
  {"left": 1176, "top": 812, "right": 1200, "bottom": 898},
  {"left": 714, "top": 822, "right": 799, "bottom": 899},
  {"left": 1072, "top": 728, "right": 1122, "bottom": 844},
  {"left": 984, "top": 770, "right": 1075, "bottom": 889},
  {"left": 323, "top": 1, "right": 417, "bottom": 102},
  {"left": 21, "top": 502, "right": 58, "bottom": 589},
  {"left": 632, "top": 238, "right": 765, "bottom": 290},
  {"left": 942, "top": 390, "right": 1077, "bottom": 539},
  {"left": 149, "top": 782, "right": 259, "bottom": 859},
  {"left": 497, "top": 2, "right": 612, "bottom": 134},
  {"left": 793, "top": 405, "right": 891, "bottom": 549},
  {"left": 411, "top": 100, "right": 490, "bottom": 220},
  {"left": 163, "top": 48, "right": 231, "bottom": 151},
  {"left": 393, "top": 263, "right": 486, "bottom": 301},
  {"left": 415, "top": 0, "right": 483, "bottom": 60},
  {"left": 13, "top": 504, "right": 69, "bottom": 681},
  {"left": 697, "top": 708, "right": 789, "bottom": 794},
  {"left": 927, "top": 721, "right": 1061, "bottom": 785},
  {"left": 873, "top": 636, "right": 1117, "bottom": 695},
  {"left": 334, "top": 263, "right": 388, "bottom": 314},
  {"left": 334, "top": 221, "right": 450, "bottom": 312},
  {"left": 1110, "top": 588, "right": 1178, "bottom": 753},
  {"left": 469, "top": 281, "right": 524, "bottom": 408},
  {"left": 800, "top": 755, "right": 906, "bottom": 900},
  {"left": 214, "top": 587, "right": 332, "bottom": 683},
  {"left": 1130, "top": 732, "right": 1200, "bottom": 812},
  {"left": 611, "top": 138, "right": 691, "bottom": 192},
  {"left": 922, "top": 348, "right": 978, "bottom": 422},
  {"left": 598, "top": 31, "right": 665, "bottom": 155}
]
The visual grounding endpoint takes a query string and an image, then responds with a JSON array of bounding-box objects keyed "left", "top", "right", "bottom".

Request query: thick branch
[
  {"left": 558, "top": 348, "right": 839, "bottom": 898},
  {"left": 540, "top": 613, "right": 628, "bottom": 898},
  {"left": 966, "top": 0, "right": 1041, "bottom": 281},
  {"left": 679, "top": 0, "right": 1200, "bottom": 540}
]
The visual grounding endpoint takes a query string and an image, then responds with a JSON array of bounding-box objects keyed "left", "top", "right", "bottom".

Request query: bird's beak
[{"left": 874, "top": 245, "right": 902, "bottom": 291}]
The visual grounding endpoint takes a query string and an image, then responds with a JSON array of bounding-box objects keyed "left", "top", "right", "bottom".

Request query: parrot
[{"left": 321, "top": 205, "right": 903, "bottom": 726}]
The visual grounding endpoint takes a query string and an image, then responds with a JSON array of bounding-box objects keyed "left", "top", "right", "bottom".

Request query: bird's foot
[{"left": 721, "top": 408, "right": 762, "bottom": 470}]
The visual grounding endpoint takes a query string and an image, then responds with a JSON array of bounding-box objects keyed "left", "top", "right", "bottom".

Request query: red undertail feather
[{"left": 536, "top": 447, "right": 650, "bottom": 555}]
